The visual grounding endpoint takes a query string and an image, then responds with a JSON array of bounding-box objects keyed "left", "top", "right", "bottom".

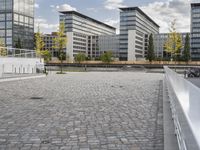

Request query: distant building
[
  {"left": 191, "top": 3, "right": 200, "bottom": 60},
  {"left": 99, "top": 35, "right": 120, "bottom": 58},
  {"left": 59, "top": 11, "right": 117, "bottom": 61},
  {"left": 119, "top": 7, "right": 159, "bottom": 61},
  {"left": 154, "top": 33, "right": 190, "bottom": 58},
  {"left": 0, "top": 0, "right": 35, "bottom": 50},
  {"left": 42, "top": 32, "right": 59, "bottom": 59}
]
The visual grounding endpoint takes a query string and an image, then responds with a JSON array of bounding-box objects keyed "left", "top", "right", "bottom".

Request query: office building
[
  {"left": 99, "top": 35, "right": 119, "bottom": 58},
  {"left": 0, "top": 0, "right": 35, "bottom": 50},
  {"left": 59, "top": 11, "right": 116, "bottom": 61},
  {"left": 119, "top": 7, "right": 159, "bottom": 61},
  {"left": 154, "top": 33, "right": 190, "bottom": 58},
  {"left": 191, "top": 3, "right": 200, "bottom": 60},
  {"left": 42, "top": 32, "right": 59, "bottom": 59}
]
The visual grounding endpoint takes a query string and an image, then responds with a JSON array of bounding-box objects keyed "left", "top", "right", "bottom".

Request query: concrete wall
[
  {"left": 66, "top": 32, "right": 74, "bottom": 63},
  {"left": 128, "top": 30, "right": 136, "bottom": 61},
  {"left": 0, "top": 57, "right": 43, "bottom": 76}
]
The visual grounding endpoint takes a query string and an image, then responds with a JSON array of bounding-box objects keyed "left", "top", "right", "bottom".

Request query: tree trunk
[
  {"left": 174, "top": 55, "right": 177, "bottom": 72},
  {"left": 61, "top": 59, "right": 63, "bottom": 73}
]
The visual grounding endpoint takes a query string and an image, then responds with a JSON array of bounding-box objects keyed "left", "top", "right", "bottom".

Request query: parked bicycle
[{"left": 185, "top": 68, "right": 200, "bottom": 78}]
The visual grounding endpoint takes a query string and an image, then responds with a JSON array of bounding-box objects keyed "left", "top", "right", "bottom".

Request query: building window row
[
  {"left": 192, "top": 8, "right": 200, "bottom": 13},
  {"left": 192, "top": 14, "right": 200, "bottom": 18},
  {"left": 192, "top": 33, "right": 200, "bottom": 37}
]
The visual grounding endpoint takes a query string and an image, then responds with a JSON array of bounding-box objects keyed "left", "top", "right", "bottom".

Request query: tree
[
  {"left": 146, "top": 34, "right": 155, "bottom": 62},
  {"left": 53, "top": 22, "right": 67, "bottom": 74},
  {"left": 75, "top": 53, "right": 86, "bottom": 64},
  {"left": 183, "top": 33, "right": 190, "bottom": 64},
  {"left": 35, "top": 26, "right": 45, "bottom": 59},
  {"left": 100, "top": 51, "right": 113, "bottom": 64},
  {"left": 40, "top": 50, "right": 52, "bottom": 63},
  {"left": 176, "top": 34, "right": 182, "bottom": 62},
  {"left": 164, "top": 20, "right": 183, "bottom": 63},
  {"left": 0, "top": 38, "right": 6, "bottom": 56}
]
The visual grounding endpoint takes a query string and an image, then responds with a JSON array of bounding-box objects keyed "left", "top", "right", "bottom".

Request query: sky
[{"left": 35, "top": 0, "right": 199, "bottom": 34}]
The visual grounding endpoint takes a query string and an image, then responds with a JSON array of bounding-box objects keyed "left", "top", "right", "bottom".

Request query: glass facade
[
  {"left": 153, "top": 33, "right": 189, "bottom": 58},
  {"left": 191, "top": 3, "right": 200, "bottom": 60},
  {"left": 0, "top": 0, "right": 34, "bottom": 49},
  {"left": 119, "top": 7, "right": 159, "bottom": 61},
  {"left": 99, "top": 35, "right": 120, "bottom": 58}
]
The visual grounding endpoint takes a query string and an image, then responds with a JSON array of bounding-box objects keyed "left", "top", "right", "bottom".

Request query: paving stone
[{"left": 0, "top": 72, "right": 164, "bottom": 150}]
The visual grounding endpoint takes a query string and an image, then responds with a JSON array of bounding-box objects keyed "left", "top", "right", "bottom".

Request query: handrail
[
  {"left": 0, "top": 47, "right": 37, "bottom": 58},
  {"left": 164, "top": 66, "right": 200, "bottom": 150}
]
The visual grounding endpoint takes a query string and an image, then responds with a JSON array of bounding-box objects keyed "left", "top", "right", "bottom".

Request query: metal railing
[
  {"left": 0, "top": 47, "right": 36, "bottom": 58},
  {"left": 164, "top": 66, "right": 200, "bottom": 150}
]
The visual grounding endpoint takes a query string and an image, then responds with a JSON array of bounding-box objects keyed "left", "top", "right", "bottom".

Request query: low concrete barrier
[
  {"left": 164, "top": 66, "right": 200, "bottom": 150},
  {"left": 0, "top": 57, "right": 44, "bottom": 75}
]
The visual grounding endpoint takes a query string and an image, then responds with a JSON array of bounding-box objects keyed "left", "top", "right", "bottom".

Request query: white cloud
[
  {"left": 35, "top": 18, "right": 58, "bottom": 33},
  {"left": 104, "top": 19, "right": 119, "bottom": 34},
  {"left": 50, "top": 4, "right": 77, "bottom": 13},
  {"left": 104, "top": 0, "right": 126, "bottom": 10},
  {"left": 141, "top": 0, "right": 191, "bottom": 33},
  {"left": 56, "top": 4, "right": 77, "bottom": 12},
  {"left": 35, "top": 3, "right": 39, "bottom": 8}
]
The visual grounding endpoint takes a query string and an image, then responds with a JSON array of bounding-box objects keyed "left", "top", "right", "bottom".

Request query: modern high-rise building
[
  {"left": 154, "top": 33, "right": 190, "bottom": 58},
  {"left": 191, "top": 3, "right": 200, "bottom": 60},
  {"left": 119, "top": 7, "right": 159, "bottom": 61},
  {"left": 0, "top": 0, "right": 34, "bottom": 50},
  {"left": 59, "top": 11, "right": 117, "bottom": 61}
]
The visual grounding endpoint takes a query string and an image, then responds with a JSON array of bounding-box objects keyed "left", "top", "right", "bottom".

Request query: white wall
[
  {"left": 128, "top": 30, "right": 136, "bottom": 61},
  {"left": 0, "top": 57, "right": 43, "bottom": 75},
  {"left": 66, "top": 32, "right": 74, "bottom": 62}
]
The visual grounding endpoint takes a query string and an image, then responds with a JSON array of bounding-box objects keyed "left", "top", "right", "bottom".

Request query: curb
[{"left": 0, "top": 75, "right": 46, "bottom": 83}]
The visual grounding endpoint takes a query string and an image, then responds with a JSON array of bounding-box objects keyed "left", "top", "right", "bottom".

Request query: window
[
  {"left": 0, "top": 30, "right": 5, "bottom": 36},
  {"left": 6, "top": 37, "right": 12, "bottom": 45},
  {"left": 6, "top": 0, "right": 12, "bottom": 10},
  {"left": 6, "top": 30, "right": 12, "bottom": 36},
  {"left": 0, "top": 22, "right": 5, "bottom": 29},
  {"left": 6, "top": 13, "right": 12, "bottom": 20},
  {"left": 14, "top": 14, "right": 18, "bottom": 22},
  {"left": 6, "top": 21, "right": 12, "bottom": 28},
  {"left": 29, "top": 18, "right": 33, "bottom": 24},
  {"left": 25, "top": 17, "right": 28, "bottom": 24},
  {"left": 19, "top": 15, "right": 24, "bottom": 22},
  {"left": 0, "top": 0, "right": 5, "bottom": 10},
  {"left": 0, "top": 14, "right": 5, "bottom": 21}
]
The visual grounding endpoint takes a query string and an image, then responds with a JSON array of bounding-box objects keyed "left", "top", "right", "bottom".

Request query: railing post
[{"left": 0, "top": 64, "right": 2, "bottom": 78}]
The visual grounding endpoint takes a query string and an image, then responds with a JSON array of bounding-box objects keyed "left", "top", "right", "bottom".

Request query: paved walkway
[{"left": 0, "top": 72, "right": 163, "bottom": 150}]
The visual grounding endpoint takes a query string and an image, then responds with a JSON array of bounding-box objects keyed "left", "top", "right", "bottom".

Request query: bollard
[{"left": 0, "top": 64, "right": 2, "bottom": 78}]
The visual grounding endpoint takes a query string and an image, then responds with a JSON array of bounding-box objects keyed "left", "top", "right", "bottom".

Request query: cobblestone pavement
[{"left": 0, "top": 72, "right": 164, "bottom": 150}]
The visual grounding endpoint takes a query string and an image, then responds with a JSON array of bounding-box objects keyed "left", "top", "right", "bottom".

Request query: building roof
[
  {"left": 155, "top": 32, "right": 190, "bottom": 35},
  {"left": 191, "top": 3, "right": 200, "bottom": 7},
  {"left": 43, "top": 32, "right": 58, "bottom": 36},
  {"left": 119, "top": 7, "right": 160, "bottom": 28},
  {"left": 59, "top": 11, "right": 116, "bottom": 30}
]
